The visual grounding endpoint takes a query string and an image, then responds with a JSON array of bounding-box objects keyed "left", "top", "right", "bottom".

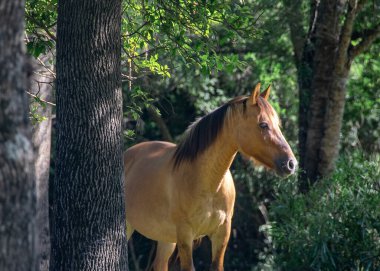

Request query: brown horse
[{"left": 124, "top": 83, "right": 297, "bottom": 271}]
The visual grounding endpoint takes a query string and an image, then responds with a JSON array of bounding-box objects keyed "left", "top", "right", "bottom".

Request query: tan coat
[{"left": 124, "top": 84, "right": 297, "bottom": 271}]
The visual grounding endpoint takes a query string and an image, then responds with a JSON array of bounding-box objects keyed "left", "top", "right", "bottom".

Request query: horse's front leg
[
  {"left": 209, "top": 219, "right": 231, "bottom": 271},
  {"left": 176, "top": 224, "right": 195, "bottom": 271},
  {"left": 152, "top": 241, "right": 176, "bottom": 271}
]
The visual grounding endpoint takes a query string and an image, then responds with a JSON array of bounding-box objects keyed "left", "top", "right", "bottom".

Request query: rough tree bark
[
  {"left": 30, "top": 53, "right": 54, "bottom": 271},
  {"left": 284, "top": 0, "right": 380, "bottom": 190},
  {"left": 50, "top": 0, "right": 128, "bottom": 270},
  {"left": 0, "top": 0, "right": 36, "bottom": 270}
]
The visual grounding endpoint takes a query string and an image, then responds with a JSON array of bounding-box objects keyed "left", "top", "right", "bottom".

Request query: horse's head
[{"left": 233, "top": 83, "right": 297, "bottom": 176}]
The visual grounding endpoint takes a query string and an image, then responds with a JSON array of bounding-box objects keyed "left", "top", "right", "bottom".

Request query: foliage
[
  {"left": 124, "top": 87, "right": 155, "bottom": 121},
  {"left": 264, "top": 152, "right": 380, "bottom": 270},
  {"left": 120, "top": 0, "right": 266, "bottom": 142},
  {"left": 227, "top": 157, "right": 279, "bottom": 270},
  {"left": 25, "top": 0, "right": 56, "bottom": 58},
  {"left": 343, "top": 43, "right": 380, "bottom": 152},
  {"left": 29, "top": 96, "right": 48, "bottom": 124},
  {"left": 131, "top": 5, "right": 300, "bottom": 144},
  {"left": 25, "top": 0, "right": 56, "bottom": 126},
  {"left": 122, "top": 0, "right": 258, "bottom": 78},
  {"left": 123, "top": 86, "right": 156, "bottom": 143}
]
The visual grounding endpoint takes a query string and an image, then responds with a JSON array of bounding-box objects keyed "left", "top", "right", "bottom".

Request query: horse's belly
[
  {"left": 125, "top": 171, "right": 177, "bottom": 243},
  {"left": 129, "top": 212, "right": 177, "bottom": 243}
]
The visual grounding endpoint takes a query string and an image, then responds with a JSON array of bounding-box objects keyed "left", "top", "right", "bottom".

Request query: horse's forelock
[{"left": 256, "top": 96, "right": 279, "bottom": 127}]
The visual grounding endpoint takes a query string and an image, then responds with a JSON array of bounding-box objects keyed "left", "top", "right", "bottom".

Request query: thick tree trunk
[
  {"left": 285, "top": 0, "right": 370, "bottom": 190},
  {"left": 0, "top": 1, "right": 36, "bottom": 270},
  {"left": 50, "top": 0, "right": 128, "bottom": 270},
  {"left": 302, "top": 0, "right": 346, "bottom": 183},
  {"left": 317, "top": 70, "right": 350, "bottom": 177},
  {"left": 317, "top": 0, "right": 361, "bottom": 178},
  {"left": 31, "top": 53, "right": 54, "bottom": 271}
]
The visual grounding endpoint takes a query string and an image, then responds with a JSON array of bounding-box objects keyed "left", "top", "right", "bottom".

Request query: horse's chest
[{"left": 191, "top": 197, "right": 228, "bottom": 236}]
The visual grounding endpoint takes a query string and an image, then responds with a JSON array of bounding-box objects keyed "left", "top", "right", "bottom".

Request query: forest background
[{"left": 1, "top": 0, "right": 380, "bottom": 270}]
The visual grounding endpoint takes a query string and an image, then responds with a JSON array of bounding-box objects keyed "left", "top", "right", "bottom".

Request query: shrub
[{"left": 265, "top": 152, "right": 380, "bottom": 270}]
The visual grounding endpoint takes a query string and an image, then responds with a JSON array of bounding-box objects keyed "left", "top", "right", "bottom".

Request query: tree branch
[
  {"left": 356, "top": 0, "right": 368, "bottom": 13},
  {"left": 352, "top": 28, "right": 376, "bottom": 40},
  {"left": 122, "top": 21, "right": 148, "bottom": 38},
  {"left": 349, "top": 23, "right": 380, "bottom": 59},
  {"left": 146, "top": 106, "right": 173, "bottom": 142},
  {"left": 25, "top": 13, "right": 57, "bottom": 42},
  {"left": 282, "top": 0, "right": 307, "bottom": 66},
  {"left": 36, "top": 56, "right": 56, "bottom": 78},
  {"left": 336, "top": 0, "right": 360, "bottom": 69},
  {"left": 26, "top": 90, "right": 56, "bottom": 106}
]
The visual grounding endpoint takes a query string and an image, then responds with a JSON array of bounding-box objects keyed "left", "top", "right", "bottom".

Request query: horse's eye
[{"left": 259, "top": 122, "right": 269, "bottom": 129}]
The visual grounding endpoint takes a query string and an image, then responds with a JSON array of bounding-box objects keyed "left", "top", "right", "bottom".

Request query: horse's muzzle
[{"left": 275, "top": 157, "right": 297, "bottom": 176}]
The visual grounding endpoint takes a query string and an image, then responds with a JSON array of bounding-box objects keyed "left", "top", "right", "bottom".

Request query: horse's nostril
[
  {"left": 288, "top": 159, "right": 295, "bottom": 171},
  {"left": 276, "top": 157, "right": 297, "bottom": 175}
]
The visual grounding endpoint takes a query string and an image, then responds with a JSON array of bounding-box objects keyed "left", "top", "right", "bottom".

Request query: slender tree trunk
[
  {"left": 290, "top": 0, "right": 318, "bottom": 186},
  {"left": 50, "top": 0, "right": 128, "bottom": 270},
  {"left": 31, "top": 53, "right": 54, "bottom": 271},
  {"left": 0, "top": 0, "right": 36, "bottom": 270},
  {"left": 147, "top": 106, "right": 173, "bottom": 142}
]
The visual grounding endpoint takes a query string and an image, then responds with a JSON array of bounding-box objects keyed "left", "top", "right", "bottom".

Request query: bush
[{"left": 264, "top": 152, "right": 380, "bottom": 270}]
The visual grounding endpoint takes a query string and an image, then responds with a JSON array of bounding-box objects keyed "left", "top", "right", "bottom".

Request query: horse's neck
[{"left": 196, "top": 129, "right": 238, "bottom": 192}]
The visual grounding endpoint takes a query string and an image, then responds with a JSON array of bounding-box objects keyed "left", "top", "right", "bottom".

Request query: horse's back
[
  {"left": 124, "top": 140, "right": 176, "bottom": 175},
  {"left": 124, "top": 140, "right": 176, "bottom": 192},
  {"left": 124, "top": 140, "right": 175, "bottom": 163}
]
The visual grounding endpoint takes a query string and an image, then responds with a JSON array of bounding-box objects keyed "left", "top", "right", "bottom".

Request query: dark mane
[{"left": 172, "top": 96, "right": 248, "bottom": 169}]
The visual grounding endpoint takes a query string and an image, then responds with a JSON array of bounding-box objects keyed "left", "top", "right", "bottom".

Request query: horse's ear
[
  {"left": 250, "top": 82, "right": 261, "bottom": 105},
  {"left": 261, "top": 84, "right": 271, "bottom": 100}
]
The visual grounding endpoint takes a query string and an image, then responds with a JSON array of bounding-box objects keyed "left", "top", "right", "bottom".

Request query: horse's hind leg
[
  {"left": 152, "top": 242, "right": 176, "bottom": 271},
  {"left": 126, "top": 220, "right": 134, "bottom": 241}
]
